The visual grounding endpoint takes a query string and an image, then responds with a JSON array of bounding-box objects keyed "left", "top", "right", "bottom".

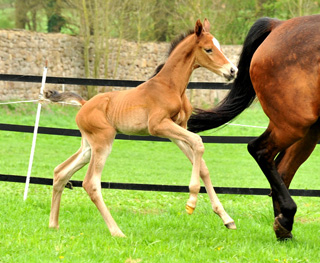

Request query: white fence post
[{"left": 24, "top": 64, "right": 48, "bottom": 200}]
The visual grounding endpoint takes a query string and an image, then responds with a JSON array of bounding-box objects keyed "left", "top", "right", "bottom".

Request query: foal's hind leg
[
  {"left": 49, "top": 138, "right": 91, "bottom": 229},
  {"left": 171, "top": 139, "right": 236, "bottom": 229},
  {"left": 82, "top": 129, "right": 125, "bottom": 237},
  {"left": 272, "top": 122, "right": 320, "bottom": 218}
]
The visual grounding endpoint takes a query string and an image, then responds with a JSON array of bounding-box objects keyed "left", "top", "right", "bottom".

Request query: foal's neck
[{"left": 156, "top": 35, "right": 196, "bottom": 95}]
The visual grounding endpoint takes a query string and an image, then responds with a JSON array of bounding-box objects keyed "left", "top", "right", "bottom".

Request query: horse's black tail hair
[{"left": 187, "top": 17, "right": 280, "bottom": 133}]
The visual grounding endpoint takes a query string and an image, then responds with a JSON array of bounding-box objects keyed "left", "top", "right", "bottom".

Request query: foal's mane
[
  {"left": 150, "top": 29, "right": 195, "bottom": 78},
  {"left": 167, "top": 29, "right": 195, "bottom": 57}
]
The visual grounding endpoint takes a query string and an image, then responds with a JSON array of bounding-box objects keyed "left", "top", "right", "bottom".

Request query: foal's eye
[{"left": 205, "top": 48, "right": 213, "bottom": 54}]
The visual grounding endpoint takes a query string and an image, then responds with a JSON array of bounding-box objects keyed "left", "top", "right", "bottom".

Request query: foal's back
[{"left": 75, "top": 86, "right": 147, "bottom": 136}]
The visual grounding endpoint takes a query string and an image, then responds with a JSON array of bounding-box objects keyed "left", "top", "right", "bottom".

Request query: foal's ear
[
  {"left": 203, "top": 18, "right": 210, "bottom": 32},
  {"left": 195, "top": 19, "right": 203, "bottom": 37}
]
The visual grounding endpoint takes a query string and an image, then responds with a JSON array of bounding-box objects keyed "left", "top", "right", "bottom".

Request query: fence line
[
  {"left": 0, "top": 123, "right": 257, "bottom": 143},
  {"left": 0, "top": 74, "right": 232, "bottom": 90},
  {"left": 1, "top": 174, "right": 320, "bottom": 197},
  {"left": 0, "top": 73, "right": 319, "bottom": 197},
  {"left": 0, "top": 100, "right": 38, "bottom": 105}
]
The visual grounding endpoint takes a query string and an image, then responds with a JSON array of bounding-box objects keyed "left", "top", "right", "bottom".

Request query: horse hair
[{"left": 150, "top": 30, "right": 195, "bottom": 78}]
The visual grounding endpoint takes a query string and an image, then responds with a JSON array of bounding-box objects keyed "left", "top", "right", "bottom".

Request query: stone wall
[{"left": 0, "top": 29, "right": 242, "bottom": 107}]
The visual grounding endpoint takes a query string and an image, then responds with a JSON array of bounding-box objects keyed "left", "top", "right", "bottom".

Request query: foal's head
[{"left": 193, "top": 19, "right": 237, "bottom": 81}]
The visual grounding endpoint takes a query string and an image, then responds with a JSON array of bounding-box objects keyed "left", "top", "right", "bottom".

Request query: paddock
[{"left": 1, "top": 74, "right": 320, "bottom": 262}]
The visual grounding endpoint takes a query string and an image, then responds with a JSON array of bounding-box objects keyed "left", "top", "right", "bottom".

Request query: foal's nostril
[
  {"left": 230, "top": 67, "right": 236, "bottom": 75},
  {"left": 223, "top": 66, "right": 238, "bottom": 80}
]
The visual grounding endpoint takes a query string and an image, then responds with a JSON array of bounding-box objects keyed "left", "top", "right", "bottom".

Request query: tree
[
  {"left": 153, "top": 0, "right": 171, "bottom": 41},
  {"left": 75, "top": 0, "right": 114, "bottom": 98},
  {"left": 15, "top": 0, "right": 28, "bottom": 29},
  {"left": 14, "top": 0, "right": 44, "bottom": 31},
  {"left": 46, "top": 0, "right": 66, "bottom": 32},
  {"left": 255, "top": 0, "right": 270, "bottom": 16}
]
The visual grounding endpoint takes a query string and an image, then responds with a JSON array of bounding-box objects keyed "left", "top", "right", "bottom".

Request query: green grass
[{"left": 1, "top": 102, "right": 320, "bottom": 262}]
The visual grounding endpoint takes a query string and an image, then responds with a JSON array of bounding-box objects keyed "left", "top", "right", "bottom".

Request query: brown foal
[{"left": 46, "top": 19, "right": 237, "bottom": 237}]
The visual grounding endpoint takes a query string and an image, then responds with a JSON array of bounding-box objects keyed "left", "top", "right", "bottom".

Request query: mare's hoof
[
  {"left": 225, "top": 221, "right": 236, "bottom": 230},
  {"left": 273, "top": 216, "right": 293, "bottom": 241},
  {"left": 185, "top": 204, "right": 195, "bottom": 215}
]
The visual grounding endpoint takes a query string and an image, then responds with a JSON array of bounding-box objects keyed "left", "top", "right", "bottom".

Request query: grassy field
[{"left": 1, "top": 102, "right": 320, "bottom": 262}]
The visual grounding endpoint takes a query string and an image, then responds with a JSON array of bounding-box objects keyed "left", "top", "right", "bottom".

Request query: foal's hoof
[
  {"left": 225, "top": 221, "right": 236, "bottom": 230},
  {"left": 111, "top": 230, "right": 126, "bottom": 238},
  {"left": 49, "top": 223, "right": 59, "bottom": 229},
  {"left": 273, "top": 216, "right": 293, "bottom": 241},
  {"left": 185, "top": 204, "right": 195, "bottom": 215},
  {"left": 65, "top": 181, "right": 73, "bottom": 190}
]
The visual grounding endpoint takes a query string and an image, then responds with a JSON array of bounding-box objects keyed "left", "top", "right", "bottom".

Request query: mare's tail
[
  {"left": 187, "top": 17, "right": 280, "bottom": 133},
  {"left": 44, "top": 90, "right": 87, "bottom": 106}
]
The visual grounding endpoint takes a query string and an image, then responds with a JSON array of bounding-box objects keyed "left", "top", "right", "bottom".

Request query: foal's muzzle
[{"left": 223, "top": 66, "right": 238, "bottom": 81}]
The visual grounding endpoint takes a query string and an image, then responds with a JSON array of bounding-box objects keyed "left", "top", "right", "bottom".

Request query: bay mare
[
  {"left": 45, "top": 19, "right": 237, "bottom": 237},
  {"left": 188, "top": 14, "right": 320, "bottom": 240}
]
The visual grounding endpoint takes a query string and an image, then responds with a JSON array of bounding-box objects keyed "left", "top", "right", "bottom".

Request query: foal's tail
[
  {"left": 44, "top": 90, "right": 87, "bottom": 106},
  {"left": 187, "top": 17, "right": 280, "bottom": 133}
]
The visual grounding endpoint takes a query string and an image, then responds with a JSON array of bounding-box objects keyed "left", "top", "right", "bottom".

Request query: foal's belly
[{"left": 113, "top": 107, "right": 150, "bottom": 135}]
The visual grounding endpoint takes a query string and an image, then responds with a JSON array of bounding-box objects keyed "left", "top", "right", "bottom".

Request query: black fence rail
[
  {"left": 0, "top": 73, "right": 319, "bottom": 197},
  {"left": 1, "top": 174, "right": 320, "bottom": 197},
  {"left": 0, "top": 74, "right": 232, "bottom": 90},
  {"left": 0, "top": 123, "right": 257, "bottom": 144}
]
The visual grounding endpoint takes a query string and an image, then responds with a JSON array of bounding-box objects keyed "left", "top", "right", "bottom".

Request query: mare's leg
[
  {"left": 49, "top": 138, "right": 91, "bottom": 229},
  {"left": 171, "top": 139, "right": 235, "bottom": 229},
  {"left": 82, "top": 128, "right": 125, "bottom": 237},
  {"left": 272, "top": 121, "right": 320, "bottom": 218},
  {"left": 247, "top": 122, "right": 308, "bottom": 240}
]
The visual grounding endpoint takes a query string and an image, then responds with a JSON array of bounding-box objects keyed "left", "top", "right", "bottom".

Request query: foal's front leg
[
  {"left": 149, "top": 119, "right": 204, "bottom": 214},
  {"left": 171, "top": 139, "right": 236, "bottom": 229}
]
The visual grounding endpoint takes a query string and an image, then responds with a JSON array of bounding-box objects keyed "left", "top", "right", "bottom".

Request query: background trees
[
  {"left": 1, "top": 0, "right": 319, "bottom": 97},
  {"left": 5, "top": 0, "right": 319, "bottom": 44}
]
